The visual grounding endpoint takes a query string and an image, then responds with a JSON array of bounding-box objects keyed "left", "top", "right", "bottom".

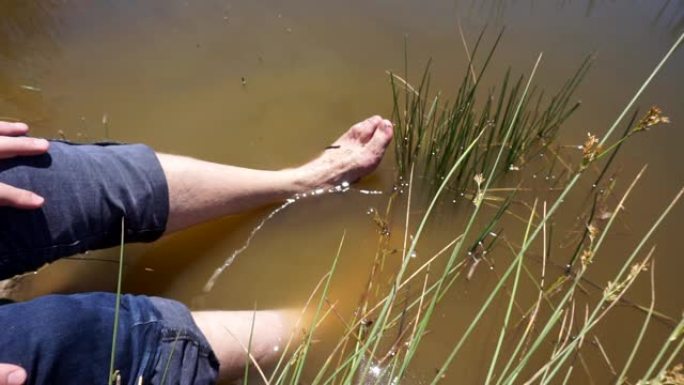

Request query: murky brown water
[{"left": 1, "top": 1, "right": 683, "bottom": 384}]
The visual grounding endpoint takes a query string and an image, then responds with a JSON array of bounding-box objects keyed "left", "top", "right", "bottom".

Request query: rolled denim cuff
[
  {"left": 0, "top": 141, "right": 170, "bottom": 280},
  {"left": 0, "top": 293, "right": 219, "bottom": 384}
]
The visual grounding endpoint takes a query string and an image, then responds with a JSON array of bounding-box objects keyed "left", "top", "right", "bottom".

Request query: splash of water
[{"left": 202, "top": 182, "right": 383, "bottom": 293}]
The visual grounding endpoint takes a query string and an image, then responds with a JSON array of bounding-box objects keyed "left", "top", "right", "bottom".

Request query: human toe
[
  {"left": 348, "top": 115, "right": 382, "bottom": 143},
  {"left": 368, "top": 119, "right": 393, "bottom": 152}
]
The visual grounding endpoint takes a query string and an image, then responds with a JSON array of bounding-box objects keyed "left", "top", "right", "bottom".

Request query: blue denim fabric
[
  {"left": 0, "top": 293, "right": 219, "bottom": 385},
  {"left": 0, "top": 141, "right": 220, "bottom": 384},
  {"left": 0, "top": 141, "right": 169, "bottom": 280}
]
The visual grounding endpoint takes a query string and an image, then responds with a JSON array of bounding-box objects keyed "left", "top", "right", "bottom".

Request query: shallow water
[{"left": 1, "top": 0, "right": 683, "bottom": 383}]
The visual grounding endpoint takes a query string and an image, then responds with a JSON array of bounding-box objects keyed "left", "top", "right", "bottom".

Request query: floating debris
[
  {"left": 19, "top": 85, "right": 41, "bottom": 92},
  {"left": 359, "top": 189, "right": 383, "bottom": 195}
]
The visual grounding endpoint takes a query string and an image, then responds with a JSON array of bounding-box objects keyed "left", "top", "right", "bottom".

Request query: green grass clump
[
  {"left": 103, "top": 30, "right": 683, "bottom": 385},
  {"left": 254, "top": 30, "right": 684, "bottom": 385},
  {"left": 390, "top": 30, "right": 590, "bottom": 195}
]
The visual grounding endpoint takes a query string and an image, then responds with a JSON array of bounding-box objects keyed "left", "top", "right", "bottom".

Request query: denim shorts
[
  {"left": 0, "top": 141, "right": 169, "bottom": 280},
  {"left": 0, "top": 141, "right": 219, "bottom": 384},
  {"left": 0, "top": 293, "right": 219, "bottom": 385}
]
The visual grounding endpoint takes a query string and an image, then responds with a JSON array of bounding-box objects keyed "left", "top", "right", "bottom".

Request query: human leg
[
  {"left": 0, "top": 292, "right": 307, "bottom": 384},
  {"left": 160, "top": 115, "right": 393, "bottom": 232},
  {"left": 0, "top": 116, "right": 392, "bottom": 279},
  {"left": 0, "top": 293, "right": 219, "bottom": 385},
  {"left": 0, "top": 141, "right": 169, "bottom": 280},
  {"left": 191, "top": 310, "right": 301, "bottom": 382}
]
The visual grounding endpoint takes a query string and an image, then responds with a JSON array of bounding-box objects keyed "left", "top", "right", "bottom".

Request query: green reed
[
  {"left": 108, "top": 217, "right": 125, "bottom": 385},
  {"left": 390, "top": 29, "right": 590, "bottom": 195},
  {"left": 251, "top": 30, "right": 684, "bottom": 385}
]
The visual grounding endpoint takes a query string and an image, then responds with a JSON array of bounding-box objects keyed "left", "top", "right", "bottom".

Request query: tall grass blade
[{"left": 108, "top": 217, "right": 125, "bottom": 385}]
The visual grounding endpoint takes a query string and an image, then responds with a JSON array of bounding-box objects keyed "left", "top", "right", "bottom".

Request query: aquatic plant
[
  {"left": 239, "top": 31, "right": 684, "bottom": 385},
  {"left": 390, "top": 30, "right": 591, "bottom": 196},
  {"left": 99, "top": 29, "right": 683, "bottom": 385}
]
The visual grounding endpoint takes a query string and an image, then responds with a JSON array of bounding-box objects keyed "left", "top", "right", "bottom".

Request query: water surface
[{"left": 1, "top": 1, "right": 683, "bottom": 383}]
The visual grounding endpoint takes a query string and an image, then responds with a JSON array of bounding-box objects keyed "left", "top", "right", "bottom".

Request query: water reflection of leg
[{"left": 191, "top": 309, "right": 301, "bottom": 382}]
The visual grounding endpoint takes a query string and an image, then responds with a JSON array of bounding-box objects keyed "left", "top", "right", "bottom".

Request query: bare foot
[{"left": 297, "top": 116, "right": 393, "bottom": 190}]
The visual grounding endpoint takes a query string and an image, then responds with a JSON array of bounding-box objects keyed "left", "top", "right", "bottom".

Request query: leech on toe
[{"left": 325, "top": 145, "right": 341, "bottom": 150}]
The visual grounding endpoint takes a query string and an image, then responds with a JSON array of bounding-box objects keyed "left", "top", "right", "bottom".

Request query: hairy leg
[
  {"left": 191, "top": 310, "right": 301, "bottom": 382},
  {"left": 160, "top": 116, "right": 393, "bottom": 232}
]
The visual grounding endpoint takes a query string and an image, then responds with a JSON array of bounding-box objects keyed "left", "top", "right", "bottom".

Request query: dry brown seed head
[
  {"left": 635, "top": 106, "right": 671, "bottom": 132},
  {"left": 582, "top": 133, "right": 602, "bottom": 164},
  {"left": 474, "top": 173, "right": 485, "bottom": 186},
  {"left": 580, "top": 249, "right": 594, "bottom": 268},
  {"left": 587, "top": 224, "right": 599, "bottom": 242}
]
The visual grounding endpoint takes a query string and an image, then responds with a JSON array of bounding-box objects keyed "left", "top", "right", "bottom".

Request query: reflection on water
[{"left": 1, "top": 0, "right": 683, "bottom": 383}]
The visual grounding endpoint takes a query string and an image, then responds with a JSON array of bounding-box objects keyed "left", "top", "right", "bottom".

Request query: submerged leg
[
  {"left": 0, "top": 293, "right": 220, "bottom": 385},
  {"left": 0, "top": 292, "right": 307, "bottom": 384},
  {"left": 0, "top": 116, "right": 392, "bottom": 279},
  {"left": 160, "top": 115, "right": 393, "bottom": 232},
  {"left": 191, "top": 310, "right": 301, "bottom": 382}
]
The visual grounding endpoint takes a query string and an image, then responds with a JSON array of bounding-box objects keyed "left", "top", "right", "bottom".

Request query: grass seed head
[
  {"left": 587, "top": 224, "right": 599, "bottom": 243},
  {"left": 582, "top": 133, "right": 602, "bottom": 165},
  {"left": 604, "top": 262, "right": 649, "bottom": 302},
  {"left": 580, "top": 249, "right": 594, "bottom": 268},
  {"left": 473, "top": 173, "right": 485, "bottom": 206},
  {"left": 656, "top": 363, "right": 684, "bottom": 385},
  {"left": 634, "top": 106, "right": 670, "bottom": 133}
]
